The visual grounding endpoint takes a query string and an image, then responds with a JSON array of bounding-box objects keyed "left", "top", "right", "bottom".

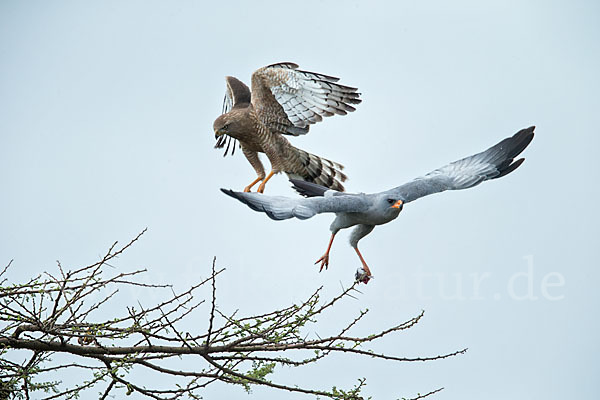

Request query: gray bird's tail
[{"left": 287, "top": 147, "right": 347, "bottom": 191}]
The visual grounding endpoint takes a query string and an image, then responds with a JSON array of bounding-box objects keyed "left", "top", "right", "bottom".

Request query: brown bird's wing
[
  {"left": 250, "top": 62, "right": 361, "bottom": 137},
  {"left": 216, "top": 76, "right": 251, "bottom": 156},
  {"left": 222, "top": 76, "right": 251, "bottom": 113}
]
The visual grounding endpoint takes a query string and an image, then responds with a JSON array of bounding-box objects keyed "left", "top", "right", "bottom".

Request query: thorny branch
[{"left": 0, "top": 230, "right": 464, "bottom": 400}]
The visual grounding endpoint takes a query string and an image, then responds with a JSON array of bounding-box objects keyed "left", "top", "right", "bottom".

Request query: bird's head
[
  {"left": 213, "top": 109, "right": 248, "bottom": 141},
  {"left": 213, "top": 114, "right": 232, "bottom": 139},
  {"left": 377, "top": 195, "right": 404, "bottom": 217}
]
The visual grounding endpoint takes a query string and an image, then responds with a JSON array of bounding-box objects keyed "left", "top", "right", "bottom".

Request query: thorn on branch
[{"left": 0, "top": 235, "right": 462, "bottom": 400}]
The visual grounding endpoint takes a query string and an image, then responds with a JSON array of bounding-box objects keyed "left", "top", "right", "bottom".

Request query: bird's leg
[
  {"left": 244, "top": 176, "right": 263, "bottom": 193},
  {"left": 354, "top": 246, "right": 373, "bottom": 284},
  {"left": 241, "top": 147, "right": 265, "bottom": 192},
  {"left": 257, "top": 170, "right": 275, "bottom": 193},
  {"left": 315, "top": 233, "right": 336, "bottom": 272}
]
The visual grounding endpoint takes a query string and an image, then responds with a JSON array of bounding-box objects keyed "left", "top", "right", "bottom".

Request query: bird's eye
[
  {"left": 387, "top": 199, "right": 395, "bottom": 204},
  {"left": 223, "top": 124, "right": 229, "bottom": 130}
]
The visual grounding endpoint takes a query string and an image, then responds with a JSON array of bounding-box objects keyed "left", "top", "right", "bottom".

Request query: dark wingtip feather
[
  {"left": 214, "top": 135, "right": 226, "bottom": 149},
  {"left": 496, "top": 158, "right": 526, "bottom": 179},
  {"left": 220, "top": 188, "right": 243, "bottom": 204},
  {"left": 289, "top": 179, "right": 329, "bottom": 198},
  {"left": 266, "top": 62, "right": 299, "bottom": 70},
  {"left": 220, "top": 188, "right": 263, "bottom": 213},
  {"left": 508, "top": 126, "right": 535, "bottom": 159},
  {"left": 214, "top": 135, "right": 238, "bottom": 157},
  {"left": 491, "top": 126, "right": 534, "bottom": 179}
]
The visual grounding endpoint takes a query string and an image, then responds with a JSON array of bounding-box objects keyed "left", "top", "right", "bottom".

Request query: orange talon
[
  {"left": 314, "top": 254, "right": 329, "bottom": 272},
  {"left": 315, "top": 233, "right": 336, "bottom": 272},
  {"left": 257, "top": 170, "right": 275, "bottom": 193},
  {"left": 244, "top": 176, "right": 263, "bottom": 192}
]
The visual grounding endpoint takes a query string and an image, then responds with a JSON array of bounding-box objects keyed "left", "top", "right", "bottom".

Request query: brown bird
[{"left": 213, "top": 62, "right": 361, "bottom": 193}]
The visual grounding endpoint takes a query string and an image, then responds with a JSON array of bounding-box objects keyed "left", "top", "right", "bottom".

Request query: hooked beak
[
  {"left": 391, "top": 200, "right": 403, "bottom": 209},
  {"left": 214, "top": 128, "right": 226, "bottom": 139}
]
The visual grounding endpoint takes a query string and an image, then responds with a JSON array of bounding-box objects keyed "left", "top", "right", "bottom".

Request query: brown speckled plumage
[{"left": 213, "top": 63, "right": 360, "bottom": 193}]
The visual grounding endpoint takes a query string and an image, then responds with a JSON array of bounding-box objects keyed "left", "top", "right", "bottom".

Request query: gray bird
[{"left": 221, "top": 126, "right": 535, "bottom": 283}]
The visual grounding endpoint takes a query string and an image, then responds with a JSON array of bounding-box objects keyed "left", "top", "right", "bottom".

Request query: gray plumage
[{"left": 221, "top": 126, "right": 535, "bottom": 282}]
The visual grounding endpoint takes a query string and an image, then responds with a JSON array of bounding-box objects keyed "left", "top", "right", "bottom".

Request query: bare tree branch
[{"left": 0, "top": 230, "right": 464, "bottom": 399}]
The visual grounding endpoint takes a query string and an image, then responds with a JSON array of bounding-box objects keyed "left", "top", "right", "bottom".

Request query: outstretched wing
[
  {"left": 216, "top": 76, "right": 251, "bottom": 156},
  {"left": 250, "top": 62, "right": 361, "bottom": 136},
  {"left": 220, "top": 189, "right": 369, "bottom": 221},
  {"left": 384, "top": 126, "right": 535, "bottom": 203}
]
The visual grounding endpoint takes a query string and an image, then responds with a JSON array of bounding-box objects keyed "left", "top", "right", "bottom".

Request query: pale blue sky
[{"left": 1, "top": 1, "right": 599, "bottom": 399}]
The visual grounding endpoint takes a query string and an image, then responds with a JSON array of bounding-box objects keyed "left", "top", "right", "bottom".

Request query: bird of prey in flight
[
  {"left": 213, "top": 62, "right": 361, "bottom": 193},
  {"left": 221, "top": 126, "right": 535, "bottom": 283}
]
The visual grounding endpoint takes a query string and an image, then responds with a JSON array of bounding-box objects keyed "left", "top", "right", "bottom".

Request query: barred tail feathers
[{"left": 288, "top": 148, "right": 347, "bottom": 191}]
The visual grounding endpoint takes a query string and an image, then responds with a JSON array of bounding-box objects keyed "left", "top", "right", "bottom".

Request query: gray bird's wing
[
  {"left": 220, "top": 189, "right": 370, "bottom": 221},
  {"left": 384, "top": 126, "right": 535, "bottom": 203},
  {"left": 250, "top": 62, "right": 361, "bottom": 136}
]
